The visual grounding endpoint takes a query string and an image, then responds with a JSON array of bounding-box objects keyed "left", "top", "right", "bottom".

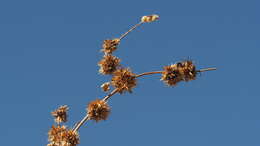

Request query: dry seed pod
[
  {"left": 161, "top": 60, "right": 197, "bottom": 86},
  {"left": 111, "top": 68, "right": 137, "bottom": 94},
  {"left": 101, "top": 38, "right": 120, "bottom": 54},
  {"left": 51, "top": 105, "right": 69, "bottom": 124},
  {"left": 98, "top": 54, "right": 121, "bottom": 75},
  {"left": 48, "top": 125, "right": 79, "bottom": 146},
  {"left": 87, "top": 99, "right": 110, "bottom": 122},
  {"left": 141, "top": 14, "right": 159, "bottom": 23},
  {"left": 101, "top": 82, "right": 110, "bottom": 92}
]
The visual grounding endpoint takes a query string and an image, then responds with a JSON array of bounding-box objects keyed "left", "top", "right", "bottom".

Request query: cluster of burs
[{"left": 47, "top": 14, "right": 216, "bottom": 146}]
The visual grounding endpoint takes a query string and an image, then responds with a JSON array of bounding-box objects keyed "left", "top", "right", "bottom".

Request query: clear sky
[{"left": 0, "top": 0, "right": 259, "bottom": 145}]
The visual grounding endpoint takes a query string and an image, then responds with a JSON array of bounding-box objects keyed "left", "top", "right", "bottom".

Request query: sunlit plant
[{"left": 47, "top": 14, "right": 216, "bottom": 146}]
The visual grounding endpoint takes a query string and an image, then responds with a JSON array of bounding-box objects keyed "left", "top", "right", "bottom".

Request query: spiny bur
[
  {"left": 51, "top": 105, "right": 69, "bottom": 124},
  {"left": 111, "top": 68, "right": 137, "bottom": 94},
  {"left": 87, "top": 99, "right": 111, "bottom": 122},
  {"left": 161, "top": 60, "right": 197, "bottom": 86},
  {"left": 48, "top": 125, "right": 79, "bottom": 146},
  {"left": 98, "top": 54, "right": 121, "bottom": 75},
  {"left": 101, "top": 38, "right": 120, "bottom": 54}
]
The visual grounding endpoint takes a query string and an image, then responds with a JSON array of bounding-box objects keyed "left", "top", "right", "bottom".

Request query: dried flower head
[
  {"left": 180, "top": 60, "right": 196, "bottom": 81},
  {"left": 60, "top": 129, "right": 80, "bottom": 146},
  {"left": 87, "top": 99, "right": 110, "bottom": 122},
  {"left": 141, "top": 14, "right": 159, "bottom": 23},
  {"left": 98, "top": 55, "right": 121, "bottom": 75},
  {"left": 161, "top": 60, "right": 197, "bottom": 86},
  {"left": 102, "top": 38, "right": 120, "bottom": 54},
  {"left": 101, "top": 82, "right": 110, "bottom": 92},
  {"left": 48, "top": 125, "right": 79, "bottom": 146},
  {"left": 111, "top": 68, "right": 137, "bottom": 93},
  {"left": 51, "top": 105, "right": 69, "bottom": 124}
]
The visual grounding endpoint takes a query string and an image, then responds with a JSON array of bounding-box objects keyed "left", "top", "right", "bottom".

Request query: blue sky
[{"left": 0, "top": 0, "right": 259, "bottom": 145}]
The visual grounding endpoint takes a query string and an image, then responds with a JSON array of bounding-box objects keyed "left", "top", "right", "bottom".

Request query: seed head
[
  {"left": 87, "top": 99, "right": 110, "bottom": 122},
  {"left": 161, "top": 60, "right": 197, "bottom": 86},
  {"left": 48, "top": 125, "right": 79, "bottom": 146},
  {"left": 102, "top": 38, "right": 120, "bottom": 54},
  {"left": 141, "top": 14, "right": 159, "bottom": 23},
  {"left": 98, "top": 55, "right": 121, "bottom": 75},
  {"left": 111, "top": 68, "right": 137, "bottom": 94},
  {"left": 101, "top": 82, "right": 110, "bottom": 92},
  {"left": 51, "top": 105, "right": 69, "bottom": 124}
]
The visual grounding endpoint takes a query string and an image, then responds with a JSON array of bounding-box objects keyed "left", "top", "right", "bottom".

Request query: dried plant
[{"left": 47, "top": 14, "right": 216, "bottom": 146}]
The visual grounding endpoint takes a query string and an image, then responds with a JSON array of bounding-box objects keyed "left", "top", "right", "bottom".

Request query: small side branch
[
  {"left": 119, "top": 22, "right": 143, "bottom": 40},
  {"left": 197, "top": 67, "right": 217, "bottom": 72},
  {"left": 135, "top": 71, "right": 163, "bottom": 78}
]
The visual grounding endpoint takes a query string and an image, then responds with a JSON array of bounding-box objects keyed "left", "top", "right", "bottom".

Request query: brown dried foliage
[
  {"left": 87, "top": 99, "right": 110, "bottom": 122},
  {"left": 111, "top": 68, "right": 137, "bottom": 94}
]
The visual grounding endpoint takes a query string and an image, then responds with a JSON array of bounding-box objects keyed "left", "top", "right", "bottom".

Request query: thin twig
[
  {"left": 102, "top": 88, "right": 119, "bottom": 102},
  {"left": 197, "top": 67, "right": 217, "bottom": 72},
  {"left": 119, "top": 22, "right": 143, "bottom": 40},
  {"left": 135, "top": 71, "right": 163, "bottom": 78},
  {"left": 73, "top": 115, "right": 89, "bottom": 132}
]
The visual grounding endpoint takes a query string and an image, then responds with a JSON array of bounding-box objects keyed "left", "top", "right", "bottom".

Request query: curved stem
[
  {"left": 135, "top": 71, "right": 163, "bottom": 78},
  {"left": 73, "top": 115, "right": 89, "bottom": 132},
  {"left": 119, "top": 22, "right": 143, "bottom": 40},
  {"left": 102, "top": 88, "right": 119, "bottom": 102}
]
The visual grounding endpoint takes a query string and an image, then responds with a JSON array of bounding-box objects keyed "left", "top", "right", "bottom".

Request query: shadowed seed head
[
  {"left": 98, "top": 55, "right": 121, "bottom": 75},
  {"left": 87, "top": 99, "right": 110, "bottom": 122},
  {"left": 111, "top": 68, "right": 137, "bottom": 94}
]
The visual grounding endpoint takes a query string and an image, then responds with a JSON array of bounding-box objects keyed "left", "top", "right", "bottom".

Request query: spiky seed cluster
[
  {"left": 98, "top": 54, "right": 121, "bottom": 75},
  {"left": 111, "top": 68, "right": 137, "bottom": 94},
  {"left": 87, "top": 99, "right": 110, "bottom": 122},
  {"left": 161, "top": 60, "right": 197, "bottom": 86},
  {"left": 48, "top": 125, "right": 80, "bottom": 146},
  {"left": 141, "top": 15, "right": 159, "bottom": 23},
  {"left": 51, "top": 105, "right": 69, "bottom": 124},
  {"left": 101, "top": 82, "right": 110, "bottom": 92},
  {"left": 102, "top": 38, "right": 120, "bottom": 54}
]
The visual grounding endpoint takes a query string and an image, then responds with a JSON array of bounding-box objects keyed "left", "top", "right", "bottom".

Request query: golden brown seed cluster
[
  {"left": 48, "top": 125, "right": 79, "bottom": 146},
  {"left": 98, "top": 55, "right": 121, "bottom": 75},
  {"left": 141, "top": 15, "right": 159, "bottom": 23},
  {"left": 87, "top": 99, "right": 110, "bottom": 122},
  {"left": 111, "top": 68, "right": 137, "bottom": 94},
  {"left": 161, "top": 60, "right": 196, "bottom": 86},
  {"left": 101, "top": 38, "right": 120, "bottom": 54},
  {"left": 51, "top": 105, "right": 69, "bottom": 124}
]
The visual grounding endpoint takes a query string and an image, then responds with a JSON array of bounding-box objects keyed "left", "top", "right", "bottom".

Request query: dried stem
[
  {"left": 135, "top": 67, "right": 216, "bottom": 78},
  {"left": 73, "top": 115, "right": 89, "bottom": 132},
  {"left": 119, "top": 22, "right": 143, "bottom": 40},
  {"left": 102, "top": 88, "right": 119, "bottom": 102},
  {"left": 197, "top": 67, "right": 217, "bottom": 72},
  {"left": 135, "top": 71, "right": 163, "bottom": 78}
]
